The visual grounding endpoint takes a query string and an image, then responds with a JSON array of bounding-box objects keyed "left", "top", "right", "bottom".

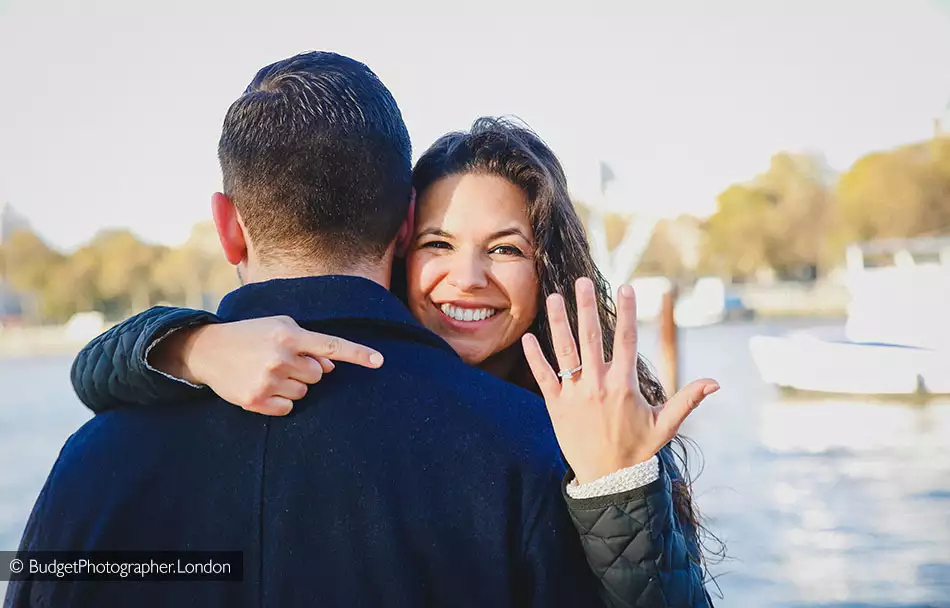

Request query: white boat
[
  {"left": 632, "top": 276, "right": 748, "bottom": 328},
  {"left": 749, "top": 237, "right": 950, "bottom": 396}
]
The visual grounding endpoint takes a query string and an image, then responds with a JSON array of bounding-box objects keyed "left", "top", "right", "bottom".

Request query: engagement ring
[{"left": 558, "top": 364, "right": 583, "bottom": 381}]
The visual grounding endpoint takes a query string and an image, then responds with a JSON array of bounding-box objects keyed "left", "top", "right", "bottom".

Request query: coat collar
[{"left": 216, "top": 275, "right": 456, "bottom": 355}]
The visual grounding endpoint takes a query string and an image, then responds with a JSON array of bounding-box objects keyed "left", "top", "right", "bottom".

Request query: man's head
[{"left": 212, "top": 51, "right": 414, "bottom": 283}]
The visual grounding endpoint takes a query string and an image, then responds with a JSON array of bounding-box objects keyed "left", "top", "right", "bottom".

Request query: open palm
[{"left": 522, "top": 278, "right": 719, "bottom": 484}]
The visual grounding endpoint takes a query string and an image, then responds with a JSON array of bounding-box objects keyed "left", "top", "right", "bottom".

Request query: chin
[
  {"left": 445, "top": 340, "right": 491, "bottom": 366},
  {"left": 456, "top": 349, "right": 490, "bottom": 366}
]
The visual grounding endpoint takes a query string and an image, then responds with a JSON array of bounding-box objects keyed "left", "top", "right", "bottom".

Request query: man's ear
[
  {"left": 211, "top": 192, "right": 248, "bottom": 266},
  {"left": 394, "top": 189, "right": 417, "bottom": 258}
]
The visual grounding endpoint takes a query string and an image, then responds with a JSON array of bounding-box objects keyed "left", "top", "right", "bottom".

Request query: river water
[{"left": 1, "top": 319, "right": 948, "bottom": 606}]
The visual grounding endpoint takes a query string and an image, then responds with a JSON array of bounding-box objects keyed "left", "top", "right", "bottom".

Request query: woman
[{"left": 71, "top": 118, "right": 719, "bottom": 606}]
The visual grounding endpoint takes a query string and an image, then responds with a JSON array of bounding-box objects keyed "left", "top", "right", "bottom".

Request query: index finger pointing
[{"left": 294, "top": 330, "right": 384, "bottom": 369}]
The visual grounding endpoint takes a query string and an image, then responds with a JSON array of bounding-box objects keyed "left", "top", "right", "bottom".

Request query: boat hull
[{"left": 749, "top": 333, "right": 950, "bottom": 396}]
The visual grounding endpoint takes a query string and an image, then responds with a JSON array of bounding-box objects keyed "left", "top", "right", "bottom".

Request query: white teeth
[{"left": 439, "top": 304, "right": 499, "bottom": 322}]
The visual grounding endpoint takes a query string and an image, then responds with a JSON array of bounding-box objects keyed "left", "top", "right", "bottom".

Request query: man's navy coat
[{"left": 7, "top": 276, "right": 600, "bottom": 607}]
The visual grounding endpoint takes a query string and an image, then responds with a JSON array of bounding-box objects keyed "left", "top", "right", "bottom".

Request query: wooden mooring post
[{"left": 660, "top": 287, "right": 679, "bottom": 395}]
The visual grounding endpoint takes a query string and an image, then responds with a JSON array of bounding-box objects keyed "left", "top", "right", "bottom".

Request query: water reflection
[
  {"left": 760, "top": 396, "right": 950, "bottom": 453},
  {"left": 636, "top": 319, "right": 950, "bottom": 606},
  {"left": 755, "top": 396, "right": 950, "bottom": 606}
]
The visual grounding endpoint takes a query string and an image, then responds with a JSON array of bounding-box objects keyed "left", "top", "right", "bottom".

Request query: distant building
[
  {"left": 0, "top": 203, "right": 31, "bottom": 321},
  {"left": 0, "top": 203, "right": 31, "bottom": 245},
  {"left": 0, "top": 281, "right": 25, "bottom": 321},
  {"left": 934, "top": 101, "right": 950, "bottom": 138}
]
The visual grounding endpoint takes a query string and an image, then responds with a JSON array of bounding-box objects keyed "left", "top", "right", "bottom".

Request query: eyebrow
[{"left": 415, "top": 227, "right": 532, "bottom": 242}]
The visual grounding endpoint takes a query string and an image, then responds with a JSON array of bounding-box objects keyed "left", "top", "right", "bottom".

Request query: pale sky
[{"left": 1, "top": 0, "right": 949, "bottom": 251}]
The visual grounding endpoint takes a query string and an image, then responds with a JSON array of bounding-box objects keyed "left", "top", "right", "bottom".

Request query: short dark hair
[{"left": 218, "top": 51, "right": 412, "bottom": 266}]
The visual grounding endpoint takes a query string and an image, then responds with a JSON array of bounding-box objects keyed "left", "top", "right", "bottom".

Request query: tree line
[
  {"left": 606, "top": 135, "right": 950, "bottom": 282},
  {"left": 0, "top": 223, "right": 237, "bottom": 323},
  {"left": 701, "top": 136, "right": 950, "bottom": 280},
  {"left": 2, "top": 136, "right": 949, "bottom": 324}
]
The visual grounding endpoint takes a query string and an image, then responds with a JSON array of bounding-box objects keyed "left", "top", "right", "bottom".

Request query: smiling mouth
[{"left": 439, "top": 303, "right": 500, "bottom": 323}]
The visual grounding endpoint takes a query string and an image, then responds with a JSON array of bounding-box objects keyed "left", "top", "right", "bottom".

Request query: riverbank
[{"left": 0, "top": 327, "right": 95, "bottom": 358}]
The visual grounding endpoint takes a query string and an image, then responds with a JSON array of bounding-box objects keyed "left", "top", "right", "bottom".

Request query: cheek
[
  {"left": 497, "top": 264, "right": 539, "bottom": 324},
  {"left": 406, "top": 252, "right": 444, "bottom": 308}
]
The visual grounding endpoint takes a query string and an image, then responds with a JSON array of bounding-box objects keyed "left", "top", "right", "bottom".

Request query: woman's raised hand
[
  {"left": 522, "top": 278, "right": 719, "bottom": 485},
  {"left": 153, "top": 316, "right": 384, "bottom": 416}
]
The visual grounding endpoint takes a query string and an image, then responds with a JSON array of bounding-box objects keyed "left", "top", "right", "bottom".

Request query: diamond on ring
[{"left": 558, "top": 364, "right": 583, "bottom": 380}]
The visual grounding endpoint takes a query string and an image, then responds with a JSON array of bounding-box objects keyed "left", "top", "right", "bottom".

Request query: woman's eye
[
  {"left": 420, "top": 240, "right": 453, "bottom": 251},
  {"left": 489, "top": 245, "right": 524, "bottom": 257}
]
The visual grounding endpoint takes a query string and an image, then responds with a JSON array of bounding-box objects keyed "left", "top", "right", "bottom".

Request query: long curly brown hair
[{"left": 406, "top": 116, "right": 723, "bottom": 573}]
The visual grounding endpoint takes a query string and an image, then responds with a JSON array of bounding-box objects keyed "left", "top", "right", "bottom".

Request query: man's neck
[{"left": 243, "top": 257, "right": 393, "bottom": 289}]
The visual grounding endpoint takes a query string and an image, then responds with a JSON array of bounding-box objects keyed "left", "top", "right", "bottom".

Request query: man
[{"left": 5, "top": 52, "right": 601, "bottom": 607}]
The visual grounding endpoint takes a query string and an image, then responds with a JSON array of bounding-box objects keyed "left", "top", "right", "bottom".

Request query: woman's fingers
[
  {"left": 574, "top": 278, "right": 605, "bottom": 375},
  {"left": 243, "top": 380, "right": 309, "bottom": 416},
  {"left": 654, "top": 378, "right": 720, "bottom": 442},
  {"left": 522, "top": 333, "right": 561, "bottom": 401},
  {"left": 277, "top": 379, "right": 309, "bottom": 402},
  {"left": 293, "top": 329, "right": 384, "bottom": 369},
  {"left": 255, "top": 396, "right": 295, "bottom": 417},
  {"left": 288, "top": 355, "right": 327, "bottom": 385},
  {"left": 546, "top": 293, "right": 581, "bottom": 379},
  {"left": 611, "top": 284, "right": 639, "bottom": 381}
]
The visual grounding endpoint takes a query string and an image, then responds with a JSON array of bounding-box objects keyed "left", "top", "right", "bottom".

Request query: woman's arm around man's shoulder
[{"left": 70, "top": 306, "right": 218, "bottom": 413}]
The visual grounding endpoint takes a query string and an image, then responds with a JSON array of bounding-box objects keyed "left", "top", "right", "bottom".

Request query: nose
[{"left": 446, "top": 252, "right": 490, "bottom": 291}]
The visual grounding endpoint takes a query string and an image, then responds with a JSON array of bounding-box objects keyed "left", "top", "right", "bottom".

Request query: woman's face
[{"left": 406, "top": 173, "right": 540, "bottom": 365}]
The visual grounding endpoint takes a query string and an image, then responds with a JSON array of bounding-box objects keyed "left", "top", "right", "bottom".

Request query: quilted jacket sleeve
[
  {"left": 563, "top": 450, "right": 712, "bottom": 608},
  {"left": 70, "top": 306, "right": 221, "bottom": 413}
]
